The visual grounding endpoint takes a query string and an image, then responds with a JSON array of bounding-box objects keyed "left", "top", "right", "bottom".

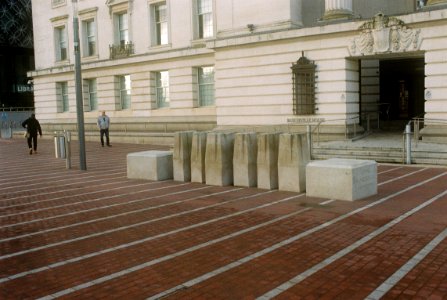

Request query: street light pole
[{"left": 72, "top": 0, "right": 87, "bottom": 170}]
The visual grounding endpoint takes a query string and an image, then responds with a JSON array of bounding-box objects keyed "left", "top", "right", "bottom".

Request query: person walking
[
  {"left": 22, "top": 113, "right": 42, "bottom": 155},
  {"left": 97, "top": 111, "right": 111, "bottom": 147}
]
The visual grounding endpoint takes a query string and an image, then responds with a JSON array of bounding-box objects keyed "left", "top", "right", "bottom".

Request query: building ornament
[{"left": 350, "top": 13, "right": 421, "bottom": 56}]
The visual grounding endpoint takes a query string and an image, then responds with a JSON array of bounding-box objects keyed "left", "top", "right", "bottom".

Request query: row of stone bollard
[{"left": 173, "top": 131, "right": 310, "bottom": 193}]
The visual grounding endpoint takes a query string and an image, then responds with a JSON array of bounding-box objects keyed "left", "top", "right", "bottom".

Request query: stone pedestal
[
  {"left": 173, "top": 131, "right": 194, "bottom": 182},
  {"left": 205, "top": 132, "right": 235, "bottom": 186},
  {"left": 278, "top": 133, "right": 310, "bottom": 193},
  {"left": 191, "top": 131, "right": 207, "bottom": 183},
  {"left": 322, "top": 0, "right": 353, "bottom": 20},
  {"left": 233, "top": 133, "right": 258, "bottom": 187},
  {"left": 127, "top": 150, "right": 173, "bottom": 181},
  {"left": 257, "top": 133, "right": 280, "bottom": 190},
  {"left": 306, "top": 158, "right": 377, "bottom": 201}
]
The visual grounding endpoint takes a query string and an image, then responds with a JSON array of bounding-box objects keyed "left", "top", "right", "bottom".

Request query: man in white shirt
[{"left": 97, "top": 111, "right": 111, "bottom": 147}]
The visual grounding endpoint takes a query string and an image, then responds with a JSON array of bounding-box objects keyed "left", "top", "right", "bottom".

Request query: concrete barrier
[
  {"left": 127, "top": 150, "right": 173, "bottom": 181},
  {"left": 205, "top": 132, "right": 235, "bottom": 186},
  {"left": 233, "top": 133, "right": 257, "bottom": 187},
  {"left": 173, "top": 131, "right": 194, "bottom": 182},
  {"left": 306, "top": 158, "right": 377, "bottom": 201},
  {"left": 257, "top": 133, "right": 280, "bottom": 189},
  {"left": 191, "top": 131, "right": 207, "bottom": 183},
  {"left": 278, "top": 133, "right": 310, "bottom": 193}
]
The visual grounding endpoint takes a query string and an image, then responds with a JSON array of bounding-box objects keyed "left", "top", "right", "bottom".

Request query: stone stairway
[{"left": 312, "top": 132, "right": 447, "bottom": 166}]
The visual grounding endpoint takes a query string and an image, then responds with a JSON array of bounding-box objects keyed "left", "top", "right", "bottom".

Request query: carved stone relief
[{"left": 350, "top": 13, "right": 421, "bottom": 56}]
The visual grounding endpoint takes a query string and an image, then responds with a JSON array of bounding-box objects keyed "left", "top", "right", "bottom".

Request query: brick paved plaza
[{"left": 0, "top": 138, "right": 446, "bottom": 299}]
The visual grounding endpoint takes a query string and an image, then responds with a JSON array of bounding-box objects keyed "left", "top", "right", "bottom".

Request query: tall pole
[{"left": 72, "top": 0, "right": 87, "bottom": 170}]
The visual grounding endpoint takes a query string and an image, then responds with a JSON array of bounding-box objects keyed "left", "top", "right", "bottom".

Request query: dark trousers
[
  {"left": 100, "top": 128, "right": 110, "bottom": 146},
  {"left": 27, "top": 134, "right": 38, "bottom": 151}
]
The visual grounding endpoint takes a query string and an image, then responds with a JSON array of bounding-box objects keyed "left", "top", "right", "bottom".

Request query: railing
[
  {"left": 402, "top": 117, "right": 447, "bottom": 164},
  {"left": 0, "top": 108, "right": 34, "bottom": 138},
  {"left": 294, "top": 111, "right": 379, "bottom": 159},
  {"left": 109, "top": 42, "right": 134, "bottom": 59}
]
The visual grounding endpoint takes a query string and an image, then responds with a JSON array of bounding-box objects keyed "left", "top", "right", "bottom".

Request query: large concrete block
[
  {"left": 205, "top": 132, "right": 235, "bottom": 186},
  {"left": 127, "top": 150, "right": 173, "bottom": 181},
  {"left": 306, "top": 158, "right": 377, "bottom": 201},
  {"left": 233, "top": 133, "right": 257, "bottom": 187},
  {"left": 191, "top": 131, "right": 207, "bottom": 183},
  {"left": 278, "top": 133, "right": 310, "bottom": 193},
  {"left": 257, "top": 133, "right": 280, "bottom": 190},
  {"left": 173, "top": 131, "right": 194, "bottom": 182}
]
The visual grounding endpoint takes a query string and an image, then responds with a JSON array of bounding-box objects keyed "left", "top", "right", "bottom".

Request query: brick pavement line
[
  {"left": 0, "top": 186, "right": 238, "bottom": 243},
  {"left": 377, "top": 166, "right": 403, "bottom": 174},
  {"left": 0, "top": 182, "right": 193, "bottom": 228},
  {"left": 0, "top": 173, "right": 129, "bottom": 205},
  {"left": 146, "top": 171, "right": 447, "bottom": 300},
  {"left": 0, "top": 169, "right": 126, "bottom": 191},
  {"left": 0, "top": 186, "right": 240, "bottom": 259},
  {"left": 2, "top": 166, "right": 424, "bottom": 240},
  {"left": 257, "top": 189, "right": 447, "bottom": 300},
  {"left": 2, "top": 190, "right": 281, "bottom": 284},
  {"left": 35, "top": 194, "right": 307, "bottom": 300},
  {"left": 365, "top": 227, "right": 447, "bottom": 300}
]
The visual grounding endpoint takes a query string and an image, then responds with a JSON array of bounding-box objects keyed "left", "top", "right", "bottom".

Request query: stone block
[
  {"left": 205, "top": 132, "right": 235, "bottom": 186},
  {"left": 233, "top": 133, "right": 258, "bottom": 187},
  {"left": 127, "top": 150, "right": 173, "bottom": 181},
  {"left": 173, "top": 131, "right": 194, "bottom": 182},
  {"left": 257, "top": 133, "right": 280, "bottom": 190},
  {"left": 278, "top": 133, "right": 310, "bottom": 193},
  {"left": 306, "top": 158, "right": 377, "bottom": 201},
  {"left": 191, "top": 132, "right": 207, "bottom": 183}
]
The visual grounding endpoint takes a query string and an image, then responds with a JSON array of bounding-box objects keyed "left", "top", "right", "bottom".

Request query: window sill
[
  {"left": 149, "top": 43, "right": 172, "bottom": 52},
  {"left": 82, "top": 55, "right": 99, "bottom": 62},
  {"left": 191, "top": 38, "right": 214, "bottom": 48},
  {"left": 55, "top": 59, "right": 70, "bottom": 66}
]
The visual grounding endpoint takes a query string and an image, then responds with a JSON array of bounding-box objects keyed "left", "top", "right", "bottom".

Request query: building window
[
  {"left": 83, "top": 19, "right": 96, "bottom": 56},
  {"left": 152, "top": 2, "right": 168, "bottom": 45},
  {"left": 87, "top": 79, "right": 98, "bottom": 111},
  {"left": 118, "top": 12, "right": 129, "bottom": 46},
  {"left": 55, "top": 26, "right": 67, "bottom": 61},
  {"left": 57, "top": 82, "right": 69, "bottom": 112},
  {"left": 198, "top": 66, "right": 215, "bottom": 106},
  {"left": 291, "top": 56, "right": 316, "bottom": 115},
  {"left": 119, "top": 75, "right": 131, "bottom": 109},
  {"left": 155, "top": 71, "right": 169, "bottom": 108},
  {"left": 197, "top": 0, "right": 213, "bottom": 38}
]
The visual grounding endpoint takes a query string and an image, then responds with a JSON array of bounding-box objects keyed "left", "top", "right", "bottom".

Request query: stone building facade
[{"left": 29, "top": 0, "right": 447, "bottom": 143}]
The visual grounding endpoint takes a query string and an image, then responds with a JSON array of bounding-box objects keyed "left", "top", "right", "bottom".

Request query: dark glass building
[{"left": 0, "top": 0, "right": 34, "bottom": 108}]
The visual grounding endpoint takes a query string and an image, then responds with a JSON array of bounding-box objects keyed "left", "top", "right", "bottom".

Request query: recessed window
[
  {"left": 87, "top": 79, "right": 98, "bottom": 111},
  {"left": 57, "top": 82, "right": 69, "bottom": 112},
  {"left": 83, "top": 19, "right": 96, "bottom": 56},
  {"left": 118, "top": 12, "right": 129, "bottom": 46},
  {"left": 152, "top": 2, "right": 168, "bottom": 45},
  {"left": 119, "top": 75, "right": 131, "bottom": 109},
  {"left": 155, "top": 71, "right": 170, "bottom": 108},
  {"left": 198, "top": 66, "right": 215, "bottom": 106},
  {"left": 55, "top": 26, "right": 67, "bottom": 61},
  {"left": 197, "top": 0, "right": 213, "bottom": 39},
  {"left": 291, "top": 56, "right": 316, "bottom": 115}
]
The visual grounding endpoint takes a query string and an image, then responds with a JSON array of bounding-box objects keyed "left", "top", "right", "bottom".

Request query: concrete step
[{"left": 312, "top": 146, "right": 447, "bottom": 165}]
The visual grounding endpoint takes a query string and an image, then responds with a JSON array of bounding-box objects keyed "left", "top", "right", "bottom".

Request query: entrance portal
[{"left": 379, "top": 58, "right": 425, "bottom": 123}]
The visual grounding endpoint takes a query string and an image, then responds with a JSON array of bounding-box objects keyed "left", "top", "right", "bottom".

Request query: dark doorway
[{"left": 379, "top": 58, "right": 425, "bottom": 123}]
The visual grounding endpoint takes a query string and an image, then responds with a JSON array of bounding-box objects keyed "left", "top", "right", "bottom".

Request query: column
[{"left": 322, "top": 0, "right": 353, "bottom": 20}]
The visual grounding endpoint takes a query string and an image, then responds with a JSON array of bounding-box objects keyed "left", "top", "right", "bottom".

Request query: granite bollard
[
  {"left": 278, "top": 133, "right": 310, "bottom": 192},
  {"left": 205, "top": 132, "right": 235, "bottom": 186},
  {"left": 127, "top": 150, "right": 173, "bottom": 181},
  {"left": 191, "top": 131, "right": 207, "bottom": 183},
  {"left": 173, "top": 131, "right": 194, "bottom": 182},
  {"left": 257, "top": 133, "right": 280, "bottom": 189},
  {"left": 233, "top": 132, "right": 258, "bottom": 187}
]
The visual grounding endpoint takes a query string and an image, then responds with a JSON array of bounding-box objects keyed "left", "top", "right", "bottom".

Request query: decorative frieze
[
  {"left": 322, "top": 0, "right": 353, "bottom": 20},
  {"left": 350, "top": 13, "right": 421, "bottom": 56}
]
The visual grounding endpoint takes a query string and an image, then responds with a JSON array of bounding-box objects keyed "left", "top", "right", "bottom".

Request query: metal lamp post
[{"left": 72, "top": 0, "right": 87, "bottom": 170}]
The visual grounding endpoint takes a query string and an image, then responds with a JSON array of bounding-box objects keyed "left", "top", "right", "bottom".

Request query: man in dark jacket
[{"left": 22, "top": 113, "right": 42, "bottom": 155}]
